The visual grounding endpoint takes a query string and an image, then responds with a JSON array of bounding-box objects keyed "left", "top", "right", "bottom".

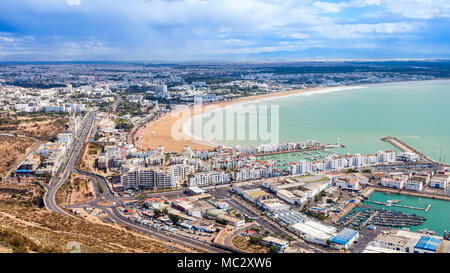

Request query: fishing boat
[{"left": 419, "top": 228, "right": 437, "bottom": 236}]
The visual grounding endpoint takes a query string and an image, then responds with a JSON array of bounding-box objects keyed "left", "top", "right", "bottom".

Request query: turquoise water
[
  {"left": 364, "top": 191, "right": 450, "bottom": 235},
  {"left": 194, "top": 80, "right": 450, "bottom": 162}
]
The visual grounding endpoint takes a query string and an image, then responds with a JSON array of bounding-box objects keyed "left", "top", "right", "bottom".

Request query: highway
[
  {"left": 58, "top": 145, "right": 227, "bottom": 252},
  {"left": 42, "top": 110, "right": 230, "bottom": 253},
  {"left": 112, "top": 96, "right": 122, "bottom": 112},
  {"left": 62, "top": 194, "right": 230, "bottom": 253},
  {"left": 43, "top": 111, "right": 95, "bottom": 217},
  {"left": 104, "top": 207, "right": 229, "bottom": 253}
]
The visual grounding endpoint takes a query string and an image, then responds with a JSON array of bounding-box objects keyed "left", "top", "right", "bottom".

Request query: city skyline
[{"left": 1, "top": 0, "right": 450, "bottom": 61}]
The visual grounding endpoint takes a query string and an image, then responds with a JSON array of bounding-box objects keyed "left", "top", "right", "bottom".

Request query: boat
[{"left": 419, "top": 228, "right": 437, "bottom": 236}]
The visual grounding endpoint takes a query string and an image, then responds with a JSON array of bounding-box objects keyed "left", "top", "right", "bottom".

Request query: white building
[
  {"left": 405, "top": 180, "right": 423, "bottom": 191},
  {"left": 289, "top": 150, "right": 395, "bottom": 175},
  {"left": 57, "top": 132, "right": 73, "bottom": 146},
  {"left": 276, "top": 190, "right": 301, "bottom": 205},
  {"left": 120, "top": 167, "right": 175, "bottom": 190},
  {"left": 381, "top": 178, "right": 405, "bottom": 189},
  {"left": 155, "top": 84, "right": 170, "bottom": 99},
  {"left": 262, "top": 236, "right": 289, "bottom": 251},
  {"left": 430, "top": 174, "right": 449, "bottom": 189},
  {"left": 290, "top": 220, "right": 338, "bottom": 246},
  {"left": 126, "top": 94, "right": 143, "bottom": 102},
  {"left": 187, "top": 171, "right": 230, "bottom": 187},
  {"left": 335, "top": 177, "right": 360, "bottom": 191}
]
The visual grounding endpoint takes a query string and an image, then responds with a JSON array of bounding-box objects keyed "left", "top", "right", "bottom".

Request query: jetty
[
  {"left": 365, "top": 200, "right": 431, "bottom": 212},
  {"left": 381, "top": 136, "right": 450, "bottom": 168}
]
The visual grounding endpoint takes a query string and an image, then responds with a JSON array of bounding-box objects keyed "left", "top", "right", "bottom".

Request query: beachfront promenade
[{"left": 381, "top": 136, "right": 450, "bottom": 168}]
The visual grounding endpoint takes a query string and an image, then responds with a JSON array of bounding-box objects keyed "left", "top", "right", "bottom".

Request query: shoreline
[
  {"left": 135, "top": 78, "right": 449, "bottom": 153},
  {"left": 135, "top": 85, "right": 365, "bottom": 152},
  {"left": 182, "top": 85, "right": 366, "bottom": 148}
]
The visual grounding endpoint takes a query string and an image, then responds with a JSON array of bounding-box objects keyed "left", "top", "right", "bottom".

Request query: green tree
[
  {"left": 249, "top": 236, "right": 263, "bottom": 245},
  {"left": 269, "top": 246, "right": 278, "bottom": 253},
  {"left": 168, "top": 213, "right": 181, "bottom": 224},
  {"left": 153, "top": 209, "right": 162, "bottom": 218}
]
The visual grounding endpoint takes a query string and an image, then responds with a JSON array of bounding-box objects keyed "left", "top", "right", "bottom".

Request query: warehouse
[
  {"left": 414, "top": 236, "right": 443, "bottom": 253},
  {"left": 330, "top": 228, "right": 359, "bottom": 249},
  {"left": 290, "top": 220, "right": 337, "bottom": 245}
]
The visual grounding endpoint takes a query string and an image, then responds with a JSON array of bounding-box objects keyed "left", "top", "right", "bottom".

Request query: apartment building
[
  {"left": 187, "top": 171, "right": 230, "bottom": 187},
  {"left": 120, "top": 167, "right": 175, "bottom": 190},
  {"left": 430, "top": 174, "right": 449, "bottom": 189}
]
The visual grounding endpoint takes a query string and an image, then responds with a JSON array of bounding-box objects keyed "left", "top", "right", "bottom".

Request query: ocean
[{"left": 192, "top": 79, "right": 450, "bottom": 162}]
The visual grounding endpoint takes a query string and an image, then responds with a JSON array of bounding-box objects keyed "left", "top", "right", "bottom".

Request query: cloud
[
  {"left": 0, "top": 0, "right": 448, "bottom": 60},
  {"left": 381, "top": 0, "right": 450, "bottom": 19},
  {"left": 66, "top": 0, "right": 81, "bottom": 6}
]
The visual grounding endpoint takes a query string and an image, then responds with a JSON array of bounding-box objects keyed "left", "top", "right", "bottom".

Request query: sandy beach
[{"left": 135, "top": 86, "right": 360, "bottom": 152}]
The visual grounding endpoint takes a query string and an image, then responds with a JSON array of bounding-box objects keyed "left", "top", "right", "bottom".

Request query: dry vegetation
[
  {"left": 0, "top": 135, "right": 36, "bottom": 177},
  {"left": 0, "top": 113, "right": 68, "bottom": 141},
  {"left": 0, "top": 113, "right": 69, "bottom": 177},
  {"left": 56, "top": 173, "right": 95, "bottom": 206},
  {"left": 0, "top": 183, "right": 45, "bottom": 207},
  {"left": 0, "top": 183, "right": 180, "bottom": 253},
  {"left": 232, "top": 235, "right": 269, "bottom": 253},
  {"left": 79, "top": 143, "right": 102, "bottom": 170}
]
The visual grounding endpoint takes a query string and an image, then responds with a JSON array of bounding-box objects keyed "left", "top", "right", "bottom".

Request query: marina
[
  {"left": 257, "top": 149, "right": 339, "bottom": 171},
  {"left": 342, "top": 191, "right": 450, "bottom": 235},
  {"left": 253, "top": 144, "right": 344, "bottom": 157},
  {"left": 338, "top": 207, "right": 426, "bottom": 230}
]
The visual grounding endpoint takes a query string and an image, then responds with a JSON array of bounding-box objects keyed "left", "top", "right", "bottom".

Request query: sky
[{"left": 0, "top": 0, "right": 449, "bottom": 61}]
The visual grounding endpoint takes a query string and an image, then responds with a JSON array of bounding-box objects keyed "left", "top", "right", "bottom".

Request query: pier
[
  {"left": 381, "top": 136, "right": 450, "bottom": 168},
  {"left": 365, "top": 200, "right": 431, "bottom": 212}
]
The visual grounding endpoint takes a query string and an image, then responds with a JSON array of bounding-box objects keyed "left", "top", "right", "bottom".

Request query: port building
[{"left": 330, "top": 228, "right": 359, "bottom": 249}]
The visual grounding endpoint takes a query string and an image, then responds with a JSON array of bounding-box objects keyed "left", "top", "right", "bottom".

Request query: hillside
[
  {"left": 0, "top": 183, "right": 182, "bottom": 253},
  {"left": 0, "top": 135, "right": 36, "bottom": 177}
]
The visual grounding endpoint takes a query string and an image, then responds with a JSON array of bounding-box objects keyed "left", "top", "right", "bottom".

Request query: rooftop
[
  {"left": 415, "top": 236, "right": 442, "bottom": 252},
  {"left": 331, "top": 228, "right": 359, "bottom": 245}
]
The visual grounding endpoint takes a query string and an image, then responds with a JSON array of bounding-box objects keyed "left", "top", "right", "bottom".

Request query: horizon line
[{"left": 1, "top": 58, "right": 450, "bottom": 65}]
